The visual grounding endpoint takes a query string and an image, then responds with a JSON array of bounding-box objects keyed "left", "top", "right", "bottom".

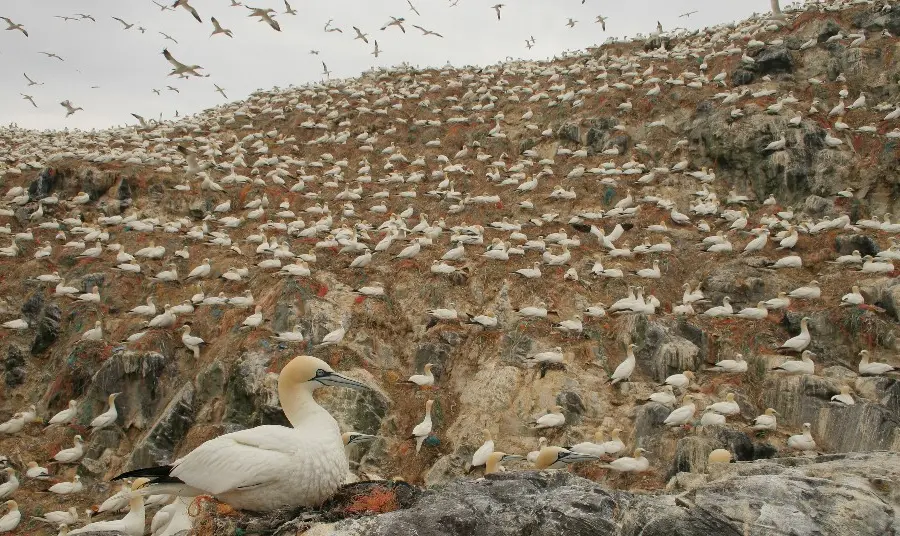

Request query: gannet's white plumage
[
  {"left": 115, "top": 355, "right": 370, "bottom": 511},
  {"left": 603, "top": 448, "right": 650, "bottom": 473},
  {"left": 69, "top": 479, "right": 148, "bottom": 535},
  {"left": 411, "top": 399, "right": 434, "bottom": 453},
  {"left": 470, "top": 428, "right": 495, "bottom": 469},
  {"left": 787, "top": 423, "right": 817, "bottom": 451}
]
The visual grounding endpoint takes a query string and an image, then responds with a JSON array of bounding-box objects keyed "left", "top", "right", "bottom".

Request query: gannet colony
[{"left": 1, "top": 0, "right": 900, "bottom": 535}]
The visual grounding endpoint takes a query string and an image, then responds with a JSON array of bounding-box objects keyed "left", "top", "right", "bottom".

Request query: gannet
[
  {"left": 90, "top": 393, "right": 121, "bottom": 432},
  {"left": 0, "top": 501, "right": 19, "bottom": 533},
  {"left": 411, "top": 399, "right": 434, "bottom": 453},
  {"left": 97, "top": 482, "right": 132, "bottom": 514},
  {"left": 830, "top": 385, "right": 854, "bottom": 406},
  {"left": 317, "top": 322, "right": 346, "bottom": 348},
  {"left": 752, "top": 408, "right": 778, "bottom": 431},
  {"left": 48, "top": 475, "right": 82, "bottom": 495},
  {"left": 840, "top": 286, "right": 864, "bottom": 306},
  {"left": 565, "top": 429, "right": 607, "bottom": 457},
  {"left": 700, "top": 410, "right": 726, "bottom": 426},
  {"left": 403, "top": 364, "right": 435, "bottom": 387},
  {"left": 534, "top": 446, "right": 598, "bottom": 469},
  {"left": 603, "top": 448, "right": 650, "bottom": 473},
  {"left": 32, "top": 506, "right": 78, "bottom": 525},
  {"left": 484, "top": 452, "right": 523, "bottom": 475},
  {"left": 706, "top": 354, "right": 748, "bottom": 373},
  {"left": 706, "top": 393, "right": 740, "bottom": 415},
  {"left": 773, "top": 350, "right": 816, "bottom": 375},
  {"left": 662, "top": 370, "right": 694, "bottom": 390},
  {"left": 181, "top": 325, "right": 205, "bottom": 358},
  {"left": 0, "top": 469, "right": 17, "bottom": 499},
  {"left": 787, "top": 423, "right": 816, "bottom": 451},
  {"left": 117, "top": 355, "right": 371, "bottom": 510},
  {"left": 777, "top": 317, "right": 811, "bottom": 352},
  {"left": 608, "top": 343, "right": 637, "bottom": 384},
  {"left": 647, "top": 385, "right": 676, "bottom": 406},
  {"left": 272, "top": 325, "right": 305, "bottom": 343},
  {"left": 664, "top": 395, "right": 696, "bottom": 427},
  {"left": 69, "top": 479, "right": 149, "bottom": 535},
  {"left": 54, "top": 435, "right": 85, "bottom": 463},
  {"left": 736, "top": 302, "right": 768, "bottom": 320},
  {"left": 149, "top": 496, "right": 194, "bottom": 536},
  {"left": 858, "top": 350, "right": 898, "bottom": 375},
  {"left": 25, "top": 461, "right": 50, "bottom": 480},
  {"left": 532, "top": 406, "right": 565, "bottom": 429},
  {"left": 470, "top": 429, "right": 495, "bottom": 471}
]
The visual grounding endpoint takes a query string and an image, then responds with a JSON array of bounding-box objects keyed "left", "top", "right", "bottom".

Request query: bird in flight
[
  {"left": 679, "top": 10, "right": 698, "bottom": 18},
  {"left": 412, "top": 25, "right": 443, "bottom": 38},
  {"left": 112, "top": 16, "right": 135, "bottom": 30},
  {"left": 39, "top": 51, "right": 64, "bottom": 61},
  {"left": 55, "top": 15, "right": 79, "bottom": 22},
  {"left": 152, "top": 1, "right": 174, "bottom": 11},
  {"left": 657, "top": 20, "right": 663, "bottom": 33},
  {"left": 159, "top": 31, "right": 178, "bottom": 43},
  {"left": 525, "top": 39, "right": 533, "bottom": 49},
  {"left": 491, "top": 4, "right": 504, "bottom": 20},
  {"left": 309, "top": 50, "right": 320, "bottom": 55},
  {"left": 131, "top": 113, "right": 150, "bottom": 128},
  {"left": 60, "top": 100, "right": 83, "bottom": 117},
  {"left": 23, "top": 73, "right": 43, "bottom": 86},
  {"left": 566, "top": 18, "right": 577, "bottom": 28},
  {"left": 76, "top": 13, "right": 96, "bottom": 21},
  {"left": 138, "top": 26, "right": 147, "bottom": 33},
  {"left": 372, "top": 40, "right": 382, "bottom": 58},
  {"left": 247, "top": 7, "right": 281, "bottom": 31},
  {"left": 214, "top": 84, "right": 228, "bottom": 99},
  {"left": 229, "top": 0, "right": 242, "bottom": 6},
  {"left": 283, "top": 0, "right": 297, "bottom": 15},
  {"left": 166, "top": 85, "right": 180, "bottom": 93},
  {"left": 407, "top": 0, "right": 421, "bottom": 16},
  {"left": 595, "top": 15, "right": 607, "bottom": 31},
  {"left": 210, "top": 17, "right": 233, "bottom": 37},
  {"left": 324, "top": 19, "right": 342, "bottom": 33},
  {"left": 353, "top": 26, "right": 369, "bottom": 43},
  {"left": 152, "top": 88, "right": 161, "bottom": 95},
  {"left": 173, "top": 0, "right": 202, "bottom": 23},
  {"left": 162, "top": 48, "right": 205, "bottom": 77},
  {"left": 322, "top": 61, "right": 331, "bottom": 79},
  {"left": 21, "top": 94, "right": 37, "bottom": 108},
  {"left": 381, "top": 17, "right": 406, "bottom": 33},
  {"left": 1, "top": 16, "right": 28, "bottom": 36}
]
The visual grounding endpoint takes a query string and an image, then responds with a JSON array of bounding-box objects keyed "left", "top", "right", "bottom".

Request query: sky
[{"left": 0, "top": 1, "right": 761, "bottom": 131}]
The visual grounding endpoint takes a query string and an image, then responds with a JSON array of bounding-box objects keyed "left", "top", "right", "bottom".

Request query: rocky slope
[{"left": 1, "top": 1, "right": 900, "bottom": 535}]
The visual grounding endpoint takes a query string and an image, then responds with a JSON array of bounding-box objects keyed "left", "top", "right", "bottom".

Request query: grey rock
[
  {"left": 31, "top": 302, "right": 61, "bottom": 354},
  {"left": 117, "top": 176, "right": 133, "bottom": 208},
  {"left": 80, "top": 272, "right": 106, "bottom": 292},
  {"left": 802, "top": 194, "right": 834, "bottom": 215},
  {"left": 731, "top": 68, "right": 755, "bottom": 86},
  {"left": 126, "top": 382, "right": 196, "bottom": 470},
  {"left": 78, "top": 167, "right": 116, "bottom": 200},
  {"left": 81, "top": 350, "right": 171, "bottom": 431},
  {"left": 27, "top": 167, "right": 60, "bottom": 199},
  {"left": 644, "top": 35, "right": 671, "bottom": 51},
  {"left": 633, "top": 402, "right": 671, "bottom": 454},
  {"left": 20, "top": 290, "right": 44, "bottom": 323},
  {"left": 818, "top": 20, "right": 843, "bottom": 43},
  {"left": 555, "top": 391, "right": 585, "bottom": 425},
  {"left": 752, "top": 45, "right": 794, "bottom": 76},
  {"left": 834, "top": 234, "right": 880, "bottom": 256},
  {"left": 3, "top": 345, "right": 26, "bottom": 388}
]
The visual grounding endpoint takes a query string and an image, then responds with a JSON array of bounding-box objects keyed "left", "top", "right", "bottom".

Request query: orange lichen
[{"left": 345, "top": 487, "right": 400, "bottom": 515}]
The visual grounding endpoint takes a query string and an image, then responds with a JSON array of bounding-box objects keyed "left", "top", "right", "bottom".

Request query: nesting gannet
[
  {"left": 272, "top": 325, "right": 305, "bottom": 343},
  {"left": 706, "top": 354, "right": 748, "bottom": 373},
  {"left": 565, "top": 429, "right": 607, "bottom": 457},
  {"left": 91, "top": 393, "right": 121, "bottom": 432},
  {"left": 534, "top": 446, "right": 599, "bottom": 469},
  {"left": 469, "top": 429, "right": 495, "bottom": 471},
  {"left": 25, "top": 461, "right": 50, "bottom": 480},
  {"left": 48, "top": 475, "right": 83, "bottom": 495},
  {"left": 54, "top": 435, "right": 85, "bottom": 463},
  {"left": 603, "top": 448, "right": 650, "bottom": 473},
  {"left": 411, "top": 399, "right": 434, "bottom": 453},
  {"left": 662, "top": 370, "right": 694, "bottom": 390},
  {"left": 664, "top": 395, "right": 696, "bottom": 427},
  {"left": 484, "top": 452, "right": 523, "bottom": 475},
  {"left": 342, "top": 432, "right": 377, "bottom": 447},
  {"left": 0, "top": 469, "right": 17, "bottom": 499},
  {"left": 608, "top": 343, "right": 637, "bottom": 384},
  {"left": 647, "top": 385, "right": 676, "bottom": 406},
  {"left": 403, "top": 363, "right": 435, "bottom": 387},
  {"left": 772, "top": 350, "right": 815, "bottom": 375},
  {"left": 752, "top": 408, "right": 778, "bottom": 431},
  {"left": 858, "top": 350, "right": 899, "bottom": 375},
  {"left": 532, "top": 406, "right": 565, "bottom": 429},
  {"left": 841, "top": 286, "right": 864, "bottom": 306},
  {"left": 97, "top": 482, "right": 132, "bottom": 514},
  {"left": 831, "top": 385, "right": 855, "bottom": 406},
  {"left": 700, "top": 410, "right": 726, "bottom": 426},
  {"left": 787, "top": 423, "right": 816, "bottom": 451},
  {"left": 526, "top": 437, "right": 547, "bottom": 464},
  {"left": 706, "top": 393, "right": 740, "bottom": 415},
  {"left": 32, "top": 506, "right": 77, "bottom": 525},
  {"left": 181, "top": 325, "right": 205, "bottom": 358},
  {"left": 777, "top": 318, "right": 811, "bottom": 352},
  {"left": 69, "top": 479, "right": 149, "bottom": 535},
  {"left": 0, "top": 501, "right": 19, "bottom": 532},
  {"left": 116, "top": 355, "right": 371, "bottom": 510}
]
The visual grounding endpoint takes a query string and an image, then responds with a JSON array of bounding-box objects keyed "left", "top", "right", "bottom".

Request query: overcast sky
[{"left": 1, "top": 1, "right": 760, "bottom": 131}]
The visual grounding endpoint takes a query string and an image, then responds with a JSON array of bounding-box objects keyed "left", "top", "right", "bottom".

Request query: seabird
[
  {"left": 210, "top": 17, "right": 233, "bottom": 37},
  {"left": 608, "top": 343, "right": 637, "bottom": 384},
  {"left": 173, "top": 0, "right": 202, "bottom": 22},
  {"left": 403, "top": 363, "right": 435, "bottom": 387},
  {"left": 751, "top": 408, "right": 778, "bottom": 431},
  {"left": 247, "top": 7, "right": 281, "bottom": 31},
  {"left": 111, "top": 16, "right": 134, "bottom": 30},
  {"left": 115, "top": 355, "right": 371, "bottom": 510},
  {"left": 411, "top": 399, "right": 434, "bottom": 453},
  {"left": 484, "top": 452, "right": 523, "bottom": 475},
  {"left": 532, "top": 405, "right": 565, "bottom": 429},
  {"left": 1, "top": 16, "right": 27, "bottom": 36},
  {"left": 858, "top": 350, "right": 898, "bottom": 375},
  {"left": 90, "top": 393, "right": 121, "bottom": 432},
  {"left": 353, "top": 26, "right": 369, "bottom": 43},
  {"left": 60, "top": 100, "right": 83, "bottom": 117},
  {"left": 469, "top": 429, "right": 495, "bottom": 471},
  {"left": 68, "top": 479, "right": 149, "bottom": 535},
  {"left": 663, "top": 395, "right": 696, "bottom": 427},
  {"left": 381, "top": 17, "right": 406, "bottom": 33},
  {"left": 20, "top": 93, "right": 35, "bottom": 108},
  {"left": 491, "top": 4, "right": 504, "bottom": 20},
  {"left": 830, "top": 385, "right": 854, "bottom": 406},
  {"left": 533, "top": 446, "right": 598, "bottom": 469},
  {"left": 787, "top": 423, "right": 816, "bottom": 451},
  {"left": 603, "top": 448, "right": 650, "bottom": 473},
  {"left": 162, "top": 49, "right": 205, "bottom": 77}
]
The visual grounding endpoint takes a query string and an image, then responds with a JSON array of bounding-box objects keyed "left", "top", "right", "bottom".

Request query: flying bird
[
  {"left": 247, "top": 7, "right": 281, "bottom": 31},
  {"left": 322, "top": 61, "right": 331, "bottom": 78},
  {"left": 131, "top": 113, "right": 149, "bottom": 128},
  {"left": 283, "top": 0, "right": 297, "bottom": 15},
  {"left": 525, "top": 40, "right": 533, "bottom": 49},
  {"left": 210, "top": 17, "right": 233, "bottom": 37},
  {"left": 214, "top": 84, "right": 228, "bottom": 99},
  {"left": 566, "top": 18, "right": 577, "bottom": 28},
  {"left": 152, "top": 88, "right": 161, "bottom": 95},
  {"left": 159, "top": 31, "right": 178, "bottom": 43},
  {"left": 111, "top": 16, "right": 134, "bottom": 30},
  {"left": 55, "top": 15, "right": 78, "bottom": 22},
  {"left": 60, "top": 100, "right": 83, "bottom": 117},
  {"left": 381, "top": 17, "right": 406, "bottom": 33},
  {"left": 173, "top": 0, "right": 202, "bottom": 23},
  {"left": 372, "top": 39, "right": 382, "bottom": 58},
  {"left": 407, "top": 0, "right": 421, "bottom": 16},
  {"left": 491, "top": 4, "right": 504, "bottom": 20},
  {"left": 309, "top": 50, "right": 319, "bottom": 55},
  {"left": 324, "top": 19, "right": 342, "bottom": 33},
  {"left": 679, "top": 10, "right": 698, "bottom": 18},
  {"left": 21, "top": 94, "right": 36, "bottom": 108},
  {"left": 39, "top": 51, "right": 64, "bottom": 61},
  {"left": 595, "top": 15, "right": 607, "bottom": 31},
  {"left": 162, "top": 48, "right": 204, "bottom": 77},
  {"left": 152, "top": 1, "right": 175, "bottom": 11},
  {"left": 1, "top": 16, "right": 27, "bottom": 36},
  {"left": 412, "top": 25, "right": 443, "bottom": 37},
  {"left": 353, "top": 26, "right": 369, "bottom": 43},
  {"left": 76, "top": 13, "right": 96, "bottom": 21},
  {"left": 166, "top": 85, "right": 180, "bottom": 93},
  {"left": 23, "top": 73, "right": 42, "bottom": 86}
]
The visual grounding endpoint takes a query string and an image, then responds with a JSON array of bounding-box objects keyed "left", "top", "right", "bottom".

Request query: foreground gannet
[
  {"left": 69, "top": 478, "right": 149, "bottom": 535},
  {"left": 706, "top": 354, "right": 748, "bottom": 373},
  {"left": 772, "top": 350, "right": 815, "bottom": 375},
  {"left": 663, "top": 395, "right": 696, "bottom": 427},
  {"left": 484, "top": 452, "right": 523, "bottom": 475},
  {"left": 0, "top": 501, "right": 19, "bottom": 533},
  {"left": 411, "top": 399, "right": 434, "bottom": 453},
  {"left": 777, "top": 317, "right": 811, "bottom": 352},
  {"left": 858, "top": 350, "right": 898, "bottom": 375},
  {"left": 787, "top": 423, "right": 816, "bottom": 451},
  {"left": 533, "top": 446, "right": 599, "bottom": 469},
  {"left": 603, "top": 448, "right": 650, "bottom": 473},
  {"left": 54, "top": 435, "right": 84, "bottom": 463},
  {"left": 830, "top": 385, "right": 855, "bottom": 406},
  {"left": 116, "top": 355, "right": 371, "bottom": 511},
  {"left": 469, "top": 429, "right": 494, "bottom": 471},
  {"left": 532, "top": 406, "right": 565, "bottom": 429},
  {"left": 608, "top": 343, "right": 637, "bottom": 384}
]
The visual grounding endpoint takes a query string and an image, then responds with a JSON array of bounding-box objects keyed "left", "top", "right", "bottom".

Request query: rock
[
  {"left": 3, "top": 345, "right": 26, "bottom": 388},
  {"left": 633, "top": 402, "right": 671, "bottom": 453},
  {"left": 20, "top": 291, "right": 44, "bottom": 324},
  {"left": 802, "top": 194, "right": 834, "bottom": 216},
  {"left": 27, "top": 168, "right": 60, "bottom": 200},
  {"left": 555, "top": 391, "right": 585, "bottom": 425},
  {"left": 585, "top": 117, "right": 620, "bottom": 152},
  {"left": 834, "top": 234, "right": 880, "bottom": 256},
  {"left": 117, "top": 176, "right": 133, "bottom": 208},
  {"left": 644, "top": 35, "right": 671, "bottom": 52},
  {"left": 636, "top": 321, "right": 701, "bottom": 382},
  {"left": 79, "top": 167, "right": 116, "bottom": 200},
  {"left": 126, "top": 382, "right": 196, "bottom": 470},
  {"left": 31, "top": 302, "right": 61, "bottom": 354},
  {"left": 671, "top": 426, "right": 758, "bottom": 477},
  {"left": 81, "top": 350, "right": 171, "bottom": 431},
  {"left": 223, "top": 353, "right": 287, "bottom": 428},
  {"left": 731, "top": 68, "right": 755, "bottom": 86},
  {"left": 80, "top": 272, "right": 106, "bottom": 292},
  {"left": 312, "top": 452, "right": 899, "bottom": 536},
  {"left": 751, "top": 45, "right": 794, "bottom": 76},
  {"left": 817, "top": 20, "right": 843, "bottom": 43}
]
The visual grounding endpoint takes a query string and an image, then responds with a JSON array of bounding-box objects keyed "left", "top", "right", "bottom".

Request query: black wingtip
[{"left": 113, "top": 464, "right": 174, "bottom": 481}]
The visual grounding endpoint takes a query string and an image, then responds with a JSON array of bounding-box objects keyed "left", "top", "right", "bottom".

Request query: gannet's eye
[{"left": 314, "top": 369, "right": 331, "bottom": 378}]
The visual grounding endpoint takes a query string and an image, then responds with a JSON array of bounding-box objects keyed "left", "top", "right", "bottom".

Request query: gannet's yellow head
[
  {"left": 280, "top": 355, "right": 370, "bottom": 391},
  {"left": 130, "top": 477, "right": 151, "bottom": 491},
  {"left": 707, "top": 448, "right": 731, "bottom": 464},
  {"left": 342, "top": 431, "right": 377, "bottom": 446}
]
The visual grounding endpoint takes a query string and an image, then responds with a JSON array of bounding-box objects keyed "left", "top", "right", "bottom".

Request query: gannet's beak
[
  {"left": 348, "top": 433, "right": 378, "bottom": 444},
  {"left": 316, "top": 370, "right": 371, "bottom": 390},
  {"left": 501, "top": 454, "right": 525, "bottom": 462}
]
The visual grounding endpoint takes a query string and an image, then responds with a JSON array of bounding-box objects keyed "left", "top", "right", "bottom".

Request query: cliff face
[{"left": 1, "top": 2, "right": 900, "bottom": 535}]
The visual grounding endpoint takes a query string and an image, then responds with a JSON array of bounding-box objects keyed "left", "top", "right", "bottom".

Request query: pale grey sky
[{"left": 1, "top": 1, "right": 761, "bottom": 130}]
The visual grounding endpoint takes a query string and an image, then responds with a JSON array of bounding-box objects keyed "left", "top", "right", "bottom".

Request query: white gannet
[
  {"left": 772, "top": 350, "right": 815, "bottom": 375},
  {"left": 830, "top": 385, "right": 855, "bottom": 406},
  {"left": 0, "top": 501, "right": 19, "bottom": 533},
  {"left": 700, "top": 410, "right": 726, "bottom": 426},
  {"left": 54, "top": 435, "right": 85, "bottom": 463},
  {"left": 647, "top": 385, "right": 676, "bottom": 406},
  {"left": 180, "top": 325, "right": 205, "bottom": 358},
  {"left": 565, "top": 429, "right": 607, "bottom": 457},
  {"left": 751, "top": 408, "right": 778, "bottom": 431},
  {"left": 403, "top": 363, "right": 435, "bottom": 387},
  {"left": 602, "top": 448, "right": 650, "bottom": 473},
  {"left": 90, "top": 393, "right": 121, "bottom": 432},
  {"left": 532, "top": 405, "right": 565, "bottom": 429},
  {"left": 484, "top": 452, "right": 524, "bottom": 475},
  {"left": 0, "top": 469, "right": 17, "bottom": 499},
  {"left": 97, "top": 482, "right": 132, "bottom": 514},
  {"left": 706, "top": 393, "right": 740, "bottom": 415},
  {"left": 114, "top": 355, "right": 371, "bottom": 511},
  {"left": 25, "top": 461, "right": 50, "bottom": 480},
  {"left": 706, "top": 354, "right": 748, "bottom": 373},
  {"left": 608, "top": 343, "right": 637, "bottom": 384},
  {"left": 664, "top": 395, "right": 696, "bottom": 427},
  {"left": 533, "top": 446, "right": 599, "bottom": 469},
  {"left": 858, "top": 350, "right": 898, "bottom": 375},
  {"left": 662, "top": 370, "right": 694, "bottom": 390},
  {"left": 411, "top": 399, "right": 434, "bottom": 453},
  {"left": 31, "top": 506, "right": 77, "bottom": 525},
  {"left": 149, "top": 495, "right": 194, "bottom": 536},
  {"left": 786, "top": 423, "right": 816, "bottom": 451},
  {"left": 272, "top": 324, "right": 305, "bottom": 343},
  {"left": 69, "top": 478, "right": 149, "bottom": 535},
  {"left": 48, "top": 475, "right": 83, "bottom": 495},
  {"left": 601, "top": 428, "right": 625, "bottom": 456},
  {"left": 526, "top": 437, "right": 548, "bottom": 464},
  {"left": 777, "top": 317, "right": 811, "bottom": 352},
  {"left": 469, "top": 429, "right": 495, "bottom": 471}
]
